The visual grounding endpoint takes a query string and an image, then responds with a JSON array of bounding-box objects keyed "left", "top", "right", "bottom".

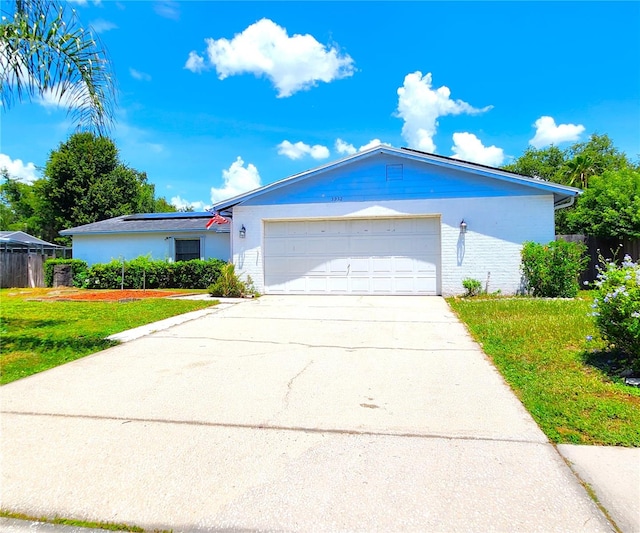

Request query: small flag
[{"left": 206, "top": 212, "right": 230, "bottom": 229}]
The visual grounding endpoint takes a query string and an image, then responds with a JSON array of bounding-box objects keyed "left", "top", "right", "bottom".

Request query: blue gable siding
[{"left": 244, "top": 153, "right": 546, "bottom": 206}]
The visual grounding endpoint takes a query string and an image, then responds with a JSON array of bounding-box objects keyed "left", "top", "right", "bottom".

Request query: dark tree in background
[
  {"left": 38, "top": 132, "right": 173, "bottom": 243},
  {"left": 503, "top": 134, "right": 639, "bottom": 236}
]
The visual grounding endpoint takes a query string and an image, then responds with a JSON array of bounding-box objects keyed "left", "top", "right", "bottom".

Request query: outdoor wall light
[
  {"left": 460, "top": 220, "right": 468, "bottom": 234},
  {"left": 239, "top": 224, "right": 246, "bottom": 239}
]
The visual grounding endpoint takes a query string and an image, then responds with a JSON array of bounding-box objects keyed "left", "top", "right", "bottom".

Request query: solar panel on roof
[{"left": 125, "top": 212, "right": 212, "bottom": 221}]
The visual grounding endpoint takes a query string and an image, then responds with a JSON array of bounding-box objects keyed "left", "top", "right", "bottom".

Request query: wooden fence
[
  {"left": 557, "top": 235, "right": 640, "bottom": 283},
  {"left": 0, "top": 252, "right": 45, "bottom": 288}
]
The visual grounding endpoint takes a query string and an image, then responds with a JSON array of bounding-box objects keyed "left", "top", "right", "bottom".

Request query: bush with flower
[{"left": 591, "top": 254, "right": 640, "bottom": 369}]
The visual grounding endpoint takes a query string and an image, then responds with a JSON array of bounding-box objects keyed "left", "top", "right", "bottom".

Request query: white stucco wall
[
  {"left": 72, "top": 232, "right": 230, "bottom": 265},
  {"left": 229, "top": 195, "right": 556, "bottom": 296}
]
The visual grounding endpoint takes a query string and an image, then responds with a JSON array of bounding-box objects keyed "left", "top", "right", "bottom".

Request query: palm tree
[
  {"left": 563, "top": 154, "right": 595, "bottom": 189},
  {"left": 0, "top": 0, "right": 115, "bottom": 134}
]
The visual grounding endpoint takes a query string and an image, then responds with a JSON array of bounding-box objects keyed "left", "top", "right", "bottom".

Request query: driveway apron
[{"left": 1, "top": 296, "right": 614, "bottom": 532}]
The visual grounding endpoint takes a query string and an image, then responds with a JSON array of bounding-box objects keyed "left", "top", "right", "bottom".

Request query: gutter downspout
[{"left": 554, "top": 195, "right": 576, "bottom": 210}]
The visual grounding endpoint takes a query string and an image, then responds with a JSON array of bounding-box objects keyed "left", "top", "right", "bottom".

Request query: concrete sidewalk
[{"left": 0, "top": 295, "right": 634, "bottom": 532}]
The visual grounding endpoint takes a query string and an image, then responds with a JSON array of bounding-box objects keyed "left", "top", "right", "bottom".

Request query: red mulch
[{"left": 57, "top": 290, "right": 187, "bottom": 301}]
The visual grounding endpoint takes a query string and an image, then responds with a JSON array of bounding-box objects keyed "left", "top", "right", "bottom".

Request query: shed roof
[
  {"left": 0, "top": 231, "right": 62, "bottom": 249},
  {"left": 213, "top": 145, "right": 581, "bottom": 213},
  {"left": 60, "top": 212, "right": 230, "bottom": 236}
]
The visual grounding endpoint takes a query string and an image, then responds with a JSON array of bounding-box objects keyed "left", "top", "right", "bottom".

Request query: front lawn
[
  {"left": 0, "top": 289, "right": 217, "bottom": 385},
  {"left": 447, "top": 295, "right": 640, "bottom": 447}
]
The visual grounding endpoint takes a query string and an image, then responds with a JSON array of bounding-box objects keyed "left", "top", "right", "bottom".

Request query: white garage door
[{"left": 264, "top": 217, "right": 440, "bottom": 295}]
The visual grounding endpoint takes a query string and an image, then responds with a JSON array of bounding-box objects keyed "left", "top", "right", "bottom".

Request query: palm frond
[{"left": 0, "top": 0, "right": 116, "bottom": 135}]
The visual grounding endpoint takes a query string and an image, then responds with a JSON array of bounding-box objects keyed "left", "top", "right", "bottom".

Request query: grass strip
[
  {"left": 0, "top": 292, "right": 217, "bottom": 385},
  {"left": 447, "top": 295, "right": 640, "bottom": 447},
  {"left": 0, "top": 509, "right": 151, "bottom": 531}
]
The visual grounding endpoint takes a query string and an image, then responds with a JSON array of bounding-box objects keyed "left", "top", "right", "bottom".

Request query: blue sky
[{"left": 2, "top": 1, "right": 639, "bottom": 210}]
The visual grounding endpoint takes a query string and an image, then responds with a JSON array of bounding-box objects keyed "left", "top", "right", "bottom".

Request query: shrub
[
  {"left": 462, "top": 278, "right": 483, "bottom": 297},
  {"left": 521, "top": 240, "right": 587, "bottom": 298},
  {"left": 591, "top": 255, "right": 640, "bottom": 368},
  {"left": 84, "top": 257, "right": 226, "bottom": 289},
  {"left": 208, "top": 263, "right": 246, "bottom": 297},
  {"left": 44, "top": 259, "right": 89, "bottom": 288}
]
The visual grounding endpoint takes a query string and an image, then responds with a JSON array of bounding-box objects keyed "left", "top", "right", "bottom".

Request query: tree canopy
[
  {"left": 503, "top": 134, "right": 634, "bottom": 188},
  {"left": 0, "top": 0, "right": 115, "bottom": 134},
  {"left": 1, "top": 132, "right": 175, "bottom": 243},
  {"left": 566, "top": 168, "right": 640, "bottom": 240},
  {"left": 504, "top": 134, "right": 638, "bottom": 237}
]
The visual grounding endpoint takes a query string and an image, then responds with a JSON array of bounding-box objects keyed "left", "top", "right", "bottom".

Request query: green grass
[
  {"left": 0, "top": 290, "right": 217, "bottom": 385},
  {"left": 0, "top": 509, "right": 172, "bottom": 532},
  {"left": 447, "top": 294, "right": 640, "bottom": 447}
]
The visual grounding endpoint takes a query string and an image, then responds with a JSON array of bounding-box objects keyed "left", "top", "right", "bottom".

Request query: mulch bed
[{"left": 52, "top": 290, "right": 188, "bottom": 301}]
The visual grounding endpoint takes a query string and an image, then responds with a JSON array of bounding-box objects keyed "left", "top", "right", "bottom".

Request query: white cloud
[
  {"left": 114, "top": 122, "right": 165, "bottom": 159},
  {"left": 0, "top": 154, "right": 39, "bottom": 183},
  {"left": 277, "top": 140, "right": 330, "bottom": 160},
  {"left": 129, "top": 68, "right": 151, "bottom": 81},
  {"left": 451, "top": 132, "right": 505, "bottom": 167},
  {"left": 185, "top": 18, "right": 355, "bottom": 97},
  {"left": 35, "top": 83, "right": 93, "bottom": 112},
  {"left": 170, "top": 195, "right": 207, "bottom": 211},
  {"left": 185, "top": 51, "right": 206, "bottom": 73},
  {"left": 335, "top": 139, "right": 356, "bottom": 155},
  {"left": 90, "top": 19, "right": 117, "bottom": 34},
  {"left": 154, "top": 1, "right": 180, "bottom": 20},
  {"left": 210, "top": 157, "right": 261, "bottom": 203},
  {"left": 68, "top": 0, "right": 102, "bottom": 6},
  {"left": 396, "top": 71, "right": 492, "bottom": 153},
  {"left": 358, "top": 139, "right": 390, "bottom": 151},
  {"left": 529, "top": 116, "right": 585, "bottom": 148},
  {"left": 335, "top": 138, "right": 390, "bottom": 156}
]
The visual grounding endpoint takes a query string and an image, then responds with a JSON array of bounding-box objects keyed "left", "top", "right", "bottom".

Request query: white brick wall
[{"left": 230, "top": 195, "right": 555, "bottom": 296}]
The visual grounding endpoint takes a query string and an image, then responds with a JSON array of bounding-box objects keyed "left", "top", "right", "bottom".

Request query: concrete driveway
[{"left": 1, "top": 296, "right": 614, "bottom": 532}]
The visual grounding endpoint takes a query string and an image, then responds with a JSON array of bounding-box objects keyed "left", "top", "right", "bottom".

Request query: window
[{"left": 175, "top": 239, "right": 200, "bottom": 261}]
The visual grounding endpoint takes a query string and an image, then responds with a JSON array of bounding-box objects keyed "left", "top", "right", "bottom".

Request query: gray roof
[
  {"left": 0, "top": 231, "right": 62, "bottom": 248},
  {"left": 214, "top": 145, "right": 582, "bottom": 213},
  {"left": 60, "top": 212, "right": 230, "bottom": 236}
]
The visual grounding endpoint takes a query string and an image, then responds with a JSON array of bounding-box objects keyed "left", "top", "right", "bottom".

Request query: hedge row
[{"left": 45, "top": 257, "right": 227, "bottom": 289}]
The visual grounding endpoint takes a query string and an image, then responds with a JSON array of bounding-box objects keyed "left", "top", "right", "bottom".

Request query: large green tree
[
  {"left": 0, "top": 169, "right": 41, "bottom": 233},
  {"left": 504, "top": 134, "right": 637, "bottom": 235},
  {"left": 503, "top": 145, "right": 567, "bottom": 181},
  {"left": 38, "top": 132, "right": 174, "bottom": 243},
  {"left": 0, "top": 0, "right": 115, "bottom": 134},
  {"left": 566, "top": 168, "right": 640, "bottom": 239},
  {"left": 504, "top": 134, "right": 634, "bottom": 187}
]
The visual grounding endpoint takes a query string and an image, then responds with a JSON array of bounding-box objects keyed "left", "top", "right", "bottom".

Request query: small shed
[{"left": 0, "top": 231, "right": 65, "bottom": 287}]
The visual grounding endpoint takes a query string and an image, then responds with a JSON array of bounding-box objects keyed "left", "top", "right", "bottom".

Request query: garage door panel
[
  {"left": 393, "top": 277, "right": 416, "bottom": 292},
  {"left": 415, "top": 257, "right": 438, "bottom": 273},
  {"left": 350, "top": 277, "right": 371, "bottom": 292},
  {"left": 263, "top": 218, "right": 440, "bottom": 295},
  {"left": 328, "top": 258, "right": 349, "bottom": 274},
  {"left": 413, "top": 217, "right": 439, "bottom": 233},
  {"left": 415, "top": 277, "right": 438, "bottom": 292},
  {"left": 393, "top": 257, "right": 415, "bottom": 273},
  {"left": 324, "top": 237, "right": 349, "bottom": 254},
  {"left": 307, "top": 278, "right": 328, "bottom": 292},
  {"left": 350, "top": 236, "right": 375, "bottom": 254},
  {"left": 268, "top": 256, "right": 309, "bottom": 275},
  {"left": 350, "top": 258, "right": 371, "bottom": 273},
  {"left": 371, "top": 257, "right": 392, "bottom": 273},
  {"left": 327, "top": 277, "right": 349, "bottom": 292}
]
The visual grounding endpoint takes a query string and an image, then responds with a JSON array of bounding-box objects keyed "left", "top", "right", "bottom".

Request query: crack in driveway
[{"left": 282, "top": 359, "right": 314, "bottom": 410}]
